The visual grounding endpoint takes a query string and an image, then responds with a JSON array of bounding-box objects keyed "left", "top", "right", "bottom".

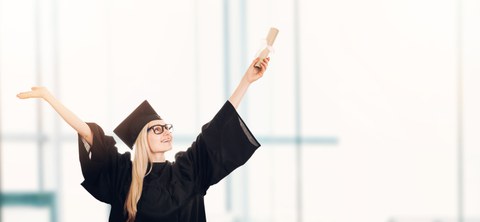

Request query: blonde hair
[{"left": 124, "top": 124, "right": 152, "bottom": 222}]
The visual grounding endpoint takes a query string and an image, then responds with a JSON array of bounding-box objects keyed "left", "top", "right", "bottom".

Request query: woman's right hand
[{"left": 17, "top": 86, "right": 52, "bottom": 100}]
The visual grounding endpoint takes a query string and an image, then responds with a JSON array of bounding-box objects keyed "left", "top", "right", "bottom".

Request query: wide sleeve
[
  {"left": 78, "top": 122, "right": 131, "bottom": 204},
  {"left": 173, "top": 101, "right": 261, "bottom": 195}
]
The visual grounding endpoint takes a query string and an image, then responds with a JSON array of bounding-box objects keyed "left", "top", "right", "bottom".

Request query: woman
[{"left": 17, "top": 57, "right": 270, "bottom": 222}]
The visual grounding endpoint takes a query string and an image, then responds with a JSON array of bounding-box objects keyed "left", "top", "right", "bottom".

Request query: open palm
[{"left": 17, "top": 86, "right": 51, "bottom": 100}]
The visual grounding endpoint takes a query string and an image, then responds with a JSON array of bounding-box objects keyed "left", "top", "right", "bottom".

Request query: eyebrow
[{"left": 149, "top": 123, "right": 167, "bottom": 128}]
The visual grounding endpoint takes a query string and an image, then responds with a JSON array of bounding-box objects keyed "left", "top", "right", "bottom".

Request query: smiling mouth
[{"left": 161, "top": 139, "right": 171, "bottom": 143}]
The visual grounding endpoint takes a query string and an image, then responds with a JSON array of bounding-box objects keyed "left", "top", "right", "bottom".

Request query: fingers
[
  {"left": 19, "top": 86, "right": 50, "bottom": 98},
  {"left": 252, "top": 57, "right": 270, "bottom": 65},
  {"left": 259, "top": 58, "right": 269, "bottom": 70},
  {"left": 16, "top": 91, "right": 33, "bottom": 99},
  {"left": 260, "top": 57, "right": 270, "bottom": 66},
  {"left": 17, "top": 86, "right": 44, "bottom": 99},
  {"left": 252, "top": 57, "right": 270, "bottom": 70}
]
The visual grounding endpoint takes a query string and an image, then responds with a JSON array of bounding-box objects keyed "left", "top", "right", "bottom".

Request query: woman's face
[{"left": 146, "top": 119, "right": 173, "bottom": 153}]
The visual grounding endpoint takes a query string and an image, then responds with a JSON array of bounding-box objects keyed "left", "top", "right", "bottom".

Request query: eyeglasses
[{"left": 147, "top": 124, "right": 173, "bottom": 135}]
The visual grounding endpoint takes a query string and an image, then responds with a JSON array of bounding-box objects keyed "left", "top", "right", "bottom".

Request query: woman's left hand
[{"left": 244, "top": 57, "right": 270, "bottom": 83}]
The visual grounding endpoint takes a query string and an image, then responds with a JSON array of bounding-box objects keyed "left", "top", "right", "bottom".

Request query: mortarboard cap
[{"left": 114, "top": 100, "right": 162, "bottom": 149}]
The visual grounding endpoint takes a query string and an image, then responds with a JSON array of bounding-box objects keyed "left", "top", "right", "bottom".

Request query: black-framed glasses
[{"left": 147, "top": 124, "right": 173, "bottom": 135}]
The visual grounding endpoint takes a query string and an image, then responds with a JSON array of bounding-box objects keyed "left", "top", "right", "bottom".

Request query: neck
[{"left": 149, "top": 152, "right": 166, "bottom": 163}]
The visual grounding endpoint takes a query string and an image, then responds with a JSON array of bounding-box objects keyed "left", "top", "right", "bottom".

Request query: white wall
[{"left": 1, "top": 0, "right": 480, "bottom": 221}]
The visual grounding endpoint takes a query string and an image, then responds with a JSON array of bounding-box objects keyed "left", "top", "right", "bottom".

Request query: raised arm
[
  {"left": 228, "top": 57, "right": 270, "bottom": 109},
  {"left": 17, "top": 87, "right": 93, "bottom": 145}
]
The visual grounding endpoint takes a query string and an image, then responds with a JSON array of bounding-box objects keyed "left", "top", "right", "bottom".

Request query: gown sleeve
[
  {"left": 173, "top": 100, "right": 261, "bottom": 195},
  {"left": 78, "top": 122, "right": 131, "bottom": 204}
]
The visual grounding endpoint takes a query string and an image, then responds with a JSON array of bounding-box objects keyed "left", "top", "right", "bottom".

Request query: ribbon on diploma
[{"left": 255, "top": 38, "right": 275, "bottom": 57}]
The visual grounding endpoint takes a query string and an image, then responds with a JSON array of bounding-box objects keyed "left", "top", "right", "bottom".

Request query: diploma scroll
[{"left": 254, "top": 27, "right": 279, "bottom": 68}]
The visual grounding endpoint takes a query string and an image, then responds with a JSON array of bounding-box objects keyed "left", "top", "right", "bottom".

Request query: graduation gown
[{"left": 78, "top": 101, "right": 260, "bottom": 222}]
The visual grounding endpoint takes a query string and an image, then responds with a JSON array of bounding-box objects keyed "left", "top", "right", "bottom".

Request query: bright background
[{"left": 1, "top": 0, "right": 480, "bottom": 221}]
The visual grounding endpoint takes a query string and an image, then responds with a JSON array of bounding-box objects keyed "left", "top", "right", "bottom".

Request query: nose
[{"left": 163, "top": 129, "right": 172, "bottom": 136}]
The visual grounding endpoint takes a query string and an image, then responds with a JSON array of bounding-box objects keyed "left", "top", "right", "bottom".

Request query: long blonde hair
[{"left": 125, "top": 124, "right": 152, "bottom": 222}]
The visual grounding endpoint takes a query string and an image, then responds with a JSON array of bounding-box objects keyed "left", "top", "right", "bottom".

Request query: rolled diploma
[{"left": 255, "top": 27, "right": 279, "bottom": 68}]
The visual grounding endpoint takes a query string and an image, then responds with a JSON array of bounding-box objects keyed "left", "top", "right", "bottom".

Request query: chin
[{"left": 160, "top": 144, "right": 173, "bottom": 152}]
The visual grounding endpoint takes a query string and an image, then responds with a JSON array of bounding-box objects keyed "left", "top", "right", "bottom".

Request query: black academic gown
[{"left": 78, "top": 101, "right": 260, "bottom": 222}]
